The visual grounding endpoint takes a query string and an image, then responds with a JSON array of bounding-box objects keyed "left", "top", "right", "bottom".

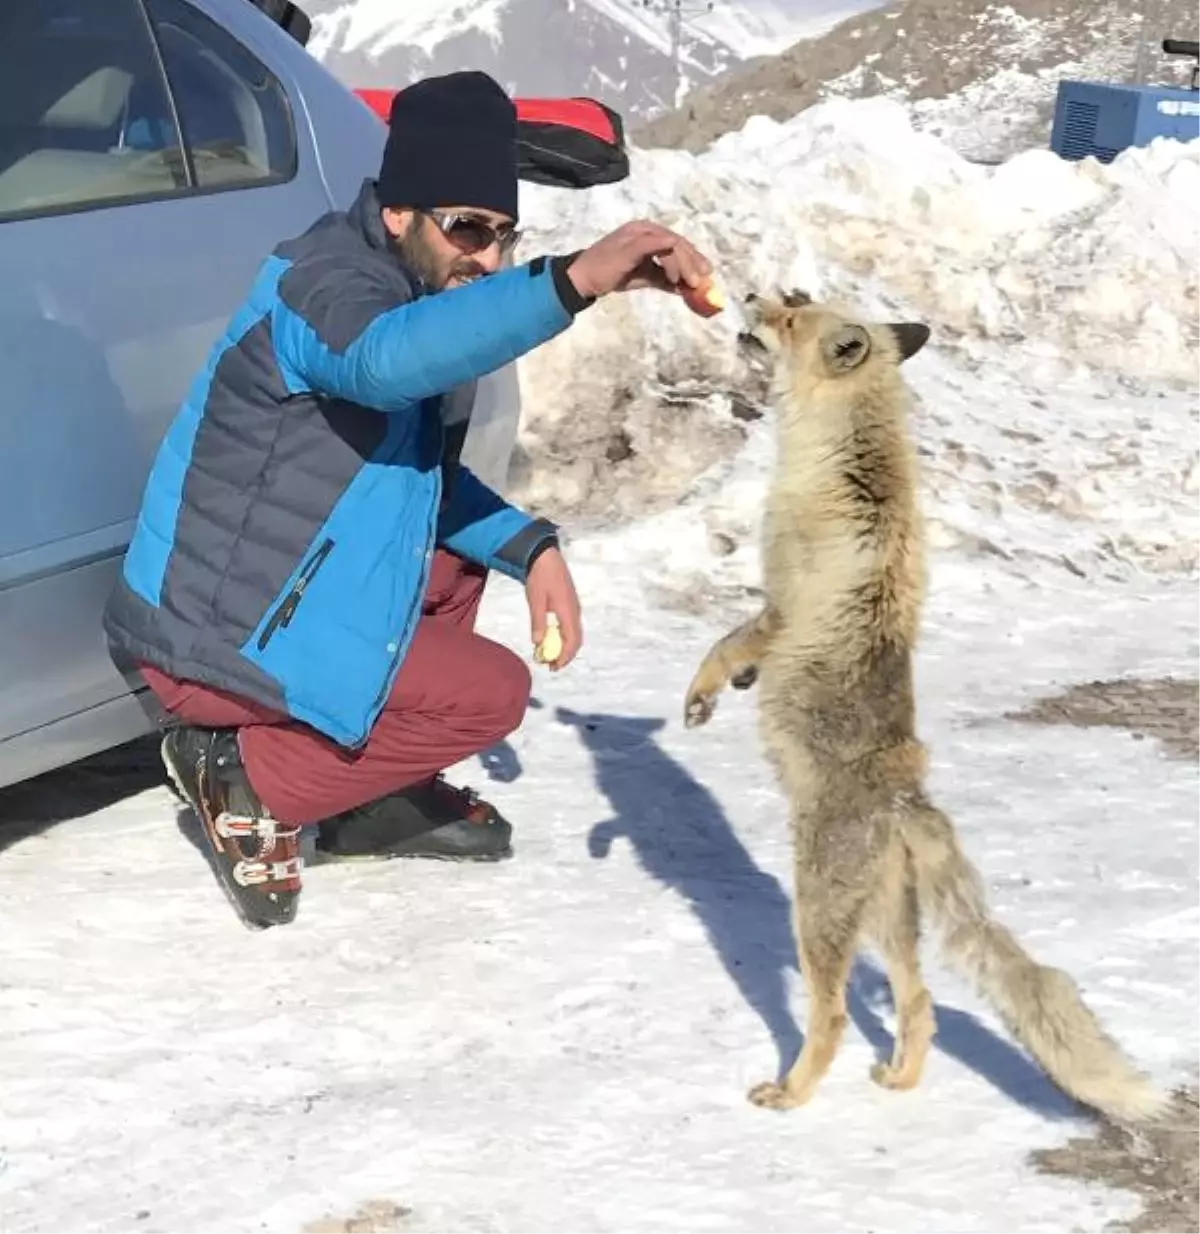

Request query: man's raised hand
[{"left": 566, "top": 221, "right": 712, "bottom": 302}]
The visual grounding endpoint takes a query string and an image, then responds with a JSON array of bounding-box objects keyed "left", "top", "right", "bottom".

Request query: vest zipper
[
  {"left": 256, "top": 538, "right": 335, "bottom": 651},
  {"left": 349, "top": 411, "right": 444, "bottom": 750},
  {"left": 353, "top": 477, "right": 441, "bottom": 749}
]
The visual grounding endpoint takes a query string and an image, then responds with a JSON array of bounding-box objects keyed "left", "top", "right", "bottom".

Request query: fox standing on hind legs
[{"left": 683, "top": 291, "right": 1165, "bottom": 1125}]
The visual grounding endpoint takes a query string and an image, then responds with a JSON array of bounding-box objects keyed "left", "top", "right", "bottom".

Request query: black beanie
[{"left": 376, "top": 71, "right": 519, "bottom": 221}]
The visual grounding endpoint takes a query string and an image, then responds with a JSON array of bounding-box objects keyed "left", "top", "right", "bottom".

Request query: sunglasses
[{"left": 424, "top": 210, "right": 521, "bottom": 257}]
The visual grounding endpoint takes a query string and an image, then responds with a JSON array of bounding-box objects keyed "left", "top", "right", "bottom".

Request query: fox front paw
[{"left": 684, "top": 689, "right": 717, "bottom": 728}]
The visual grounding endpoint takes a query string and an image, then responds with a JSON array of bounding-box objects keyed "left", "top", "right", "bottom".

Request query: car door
[{"left": 0, "top": 0, "right": 331, "bottom": 783}]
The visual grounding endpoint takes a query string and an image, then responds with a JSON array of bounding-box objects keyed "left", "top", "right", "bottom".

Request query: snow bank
[
  {"left": 906, "top": 62, "right": 1100, "bottom": 163},
  {"left": 653, "top": 95, "right": 1199, "bottom": 378},
  {"left": 510, "top": 97, "right": 1198, "bottom": 580}
]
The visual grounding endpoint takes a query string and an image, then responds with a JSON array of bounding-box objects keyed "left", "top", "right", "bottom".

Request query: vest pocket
[{"left": 256, "top": 538, "right": 335, "bottom": 651}]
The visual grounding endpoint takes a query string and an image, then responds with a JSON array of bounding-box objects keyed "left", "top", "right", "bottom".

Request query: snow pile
[
  {"left": 520, "top": 95, "right": 1199, "bottom": 384},
  {"left": 510, "top": 97, "right": 1199, "bottom": 580},
  {"left": 905, "top": 61, "right": 1112, "bottom": 163}
]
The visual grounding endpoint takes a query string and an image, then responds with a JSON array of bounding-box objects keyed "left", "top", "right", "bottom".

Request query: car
[{"left": 0, "top": 0, "right": 629, "bottom": 793}]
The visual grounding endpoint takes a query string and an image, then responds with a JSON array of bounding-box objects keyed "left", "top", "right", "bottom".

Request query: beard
[{"left": 388, "top": 215, "right": 490, "bottom": 292}]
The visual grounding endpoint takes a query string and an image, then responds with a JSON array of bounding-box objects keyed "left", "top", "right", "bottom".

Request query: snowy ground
[
  {"left": 2, "top": 412, "right": 1196, "bottom": 1233},
  {"left": 1, "top": 103, "right": 1197, "bottom": 1233},
  {"left": 0, "top": 534, "right": 1195, "bottom": 1233}
]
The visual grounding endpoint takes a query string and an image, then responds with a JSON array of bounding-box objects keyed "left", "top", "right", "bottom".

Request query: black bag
[
  {"left": 353, "top": 90, "right": 630, "bottom": 189},
  {"left": 515, "top": 97, "right": 630, "bottom": 189}
]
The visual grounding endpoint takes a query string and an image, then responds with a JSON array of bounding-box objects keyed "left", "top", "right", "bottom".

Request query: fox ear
[
  {"left": 822, "top": 323, "right": 871, "bottom": 373},
  {"left": 887, "top": 322, "right": 931, "bottom": 362}
]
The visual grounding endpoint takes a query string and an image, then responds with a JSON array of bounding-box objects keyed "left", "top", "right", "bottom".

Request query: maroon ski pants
[{"left": 140, "top": 551, "right": 531, "bottom": 825}]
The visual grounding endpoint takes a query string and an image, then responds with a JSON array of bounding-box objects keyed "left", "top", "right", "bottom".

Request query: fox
[{"left": 682, "top": 290, "right": 1166, "bottom": 1125}]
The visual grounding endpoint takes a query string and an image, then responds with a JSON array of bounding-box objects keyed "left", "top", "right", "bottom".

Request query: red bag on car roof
[{"left": 354, "top": 89, "right": 630, "bottom": 190}]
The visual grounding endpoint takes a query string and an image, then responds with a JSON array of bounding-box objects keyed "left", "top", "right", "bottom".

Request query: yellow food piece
[{"left": 536, "top": 613, "right": 563, "bottom": 664}]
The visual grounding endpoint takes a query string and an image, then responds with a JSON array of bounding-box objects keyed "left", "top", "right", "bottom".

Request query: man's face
[{"left": 381, "top": 205, "right": 518, "bottom": 291}]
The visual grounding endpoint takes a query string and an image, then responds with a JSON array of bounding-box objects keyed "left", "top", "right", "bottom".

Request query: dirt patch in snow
[
  {"left": 1004, "top": 676, "right": 1199, "bottom": 761},
  {"left": 1030, "top": 1084, "right": 1199, "bottom": 1233},
  {"left": 1010, "top": 676, "right": 1197, "bottom": 1229},
  {"left": 302, "top": 1199, "right": 414, "bottom": 1233}
]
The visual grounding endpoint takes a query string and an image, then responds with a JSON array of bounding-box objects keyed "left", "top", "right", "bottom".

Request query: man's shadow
[
  {"left": 477, "top": 739, "right": 522, "bottom": 784},
  {"left": 473, "top": 695, "right": 546, "bottom": 786},
  {"left": 559, "top": 705, "right": 1079, "bottom": 1119}
]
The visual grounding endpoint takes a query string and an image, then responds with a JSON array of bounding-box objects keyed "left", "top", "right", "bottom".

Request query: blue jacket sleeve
[
  {"left": 437, "top": 465, "right": 558, "bottom": 581},
  {"left": 272, "top": 258, "right": 576, "bottom": 413}
]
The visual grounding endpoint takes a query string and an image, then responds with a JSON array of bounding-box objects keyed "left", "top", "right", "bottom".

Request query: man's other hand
[{"left": 526, "top": 547, "right": 582, "bottom": 671}]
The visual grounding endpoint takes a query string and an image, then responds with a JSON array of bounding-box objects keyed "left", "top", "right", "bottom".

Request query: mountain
[
  {"left": 635, "top": 0, "right": 1200, "bottom": 155},
  {"left": 303, "top": 0, "right": 875, "bottom": 118}
]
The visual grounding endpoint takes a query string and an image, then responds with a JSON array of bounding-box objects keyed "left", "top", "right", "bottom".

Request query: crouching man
[{"left": 102, "top": 70, "right": 710, "bottom": 930}]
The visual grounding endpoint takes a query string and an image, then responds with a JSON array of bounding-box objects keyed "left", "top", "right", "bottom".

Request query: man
[{"left": 103, "top": 70, "right": 710, "bottom": 931}]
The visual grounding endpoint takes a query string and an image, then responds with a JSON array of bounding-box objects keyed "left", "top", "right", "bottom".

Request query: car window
[
  {"left": 0, "top": 0, "right": 187, "bottom": 221},
  {"left": 144, "top": 0, "right": 298, "bottom": 190}
]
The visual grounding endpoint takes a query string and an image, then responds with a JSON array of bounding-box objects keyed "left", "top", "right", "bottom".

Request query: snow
[
  {"left": 906, "top": 62, "right": 1092, "bottom": 161},
  {"left": 1, "top": 99, "right": 1198, "bottom": 1232},
  {"left": 691, "top": 0, "right": 873, "bottom": 61},
  {"left": 308, "top": 0, "right": 509, "bottom": 58},
  {"left": 511, "top": 98, "right": 1199, "bottom": 532}
]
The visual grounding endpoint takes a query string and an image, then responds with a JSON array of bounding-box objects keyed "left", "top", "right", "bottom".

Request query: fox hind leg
[
  {"left": 868, "top": 842, "right": 936, "bottom": 1091},
  {"left": 749, "top": 886, "right": 865, "bottom": 1110}
]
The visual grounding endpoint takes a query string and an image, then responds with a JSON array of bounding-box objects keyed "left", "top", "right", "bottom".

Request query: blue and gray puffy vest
[{"left": 103, "top": 179, "right": 581, "bottom": 749}]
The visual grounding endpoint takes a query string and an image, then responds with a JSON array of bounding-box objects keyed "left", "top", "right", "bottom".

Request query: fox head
[{"left": 737, "top": 290, "right": 930, "bottom": 395}]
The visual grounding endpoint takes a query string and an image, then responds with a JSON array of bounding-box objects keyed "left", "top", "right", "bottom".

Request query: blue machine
[{"left": 1050, "top": 38, "right": 1199, "bottom": 163}]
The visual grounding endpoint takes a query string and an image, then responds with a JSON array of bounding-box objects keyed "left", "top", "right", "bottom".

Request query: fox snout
[
  {"left": 741, "top": 288, "right": 812, "bottom": 323},
  {"left": 737, "top": 289, "right": 811, "bottom": 363},
  {"left": 736, "top": 322, "right": 771, "bottom": 365},
  {"left": 736, "top": 294, "right": 770, "bottom": 363}
]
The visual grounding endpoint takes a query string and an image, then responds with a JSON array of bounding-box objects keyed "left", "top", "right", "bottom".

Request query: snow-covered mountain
[{"left": 304, "top": 0, "right": 873, "bottom": 117}]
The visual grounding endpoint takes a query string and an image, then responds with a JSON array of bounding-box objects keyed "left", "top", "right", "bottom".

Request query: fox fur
[{"left": 683, "top": 291, "right": 1166, "bottom": 1125}]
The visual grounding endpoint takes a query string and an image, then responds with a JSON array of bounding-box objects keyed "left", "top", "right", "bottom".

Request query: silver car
[{"left": 0, "top": 0, "right": 524, "bottom": 789}]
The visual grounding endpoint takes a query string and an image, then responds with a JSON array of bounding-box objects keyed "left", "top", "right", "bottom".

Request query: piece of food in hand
[
  {"left": 680, "top": 276, "right": 726, "bottom": 318},
  {"left": 534, "top": 613, "right": 563, "bottom": 665}
]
